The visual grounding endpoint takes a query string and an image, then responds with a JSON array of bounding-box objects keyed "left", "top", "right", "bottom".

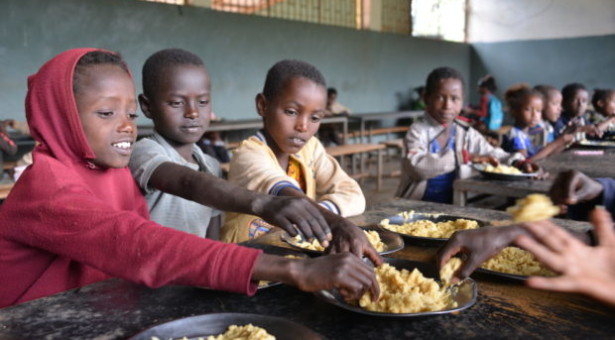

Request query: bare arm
[
  {"left": 252, "top": 252, "right": 379, "bottom": 301},
  {"left": 148, "top": 162, "right": 331, "bottom": 243},
  {"left": 529, "top": 134, "right": 574, "bottom": 162},
  {"left": 279, "top": 186, "right": 383, "bottom": 266}
]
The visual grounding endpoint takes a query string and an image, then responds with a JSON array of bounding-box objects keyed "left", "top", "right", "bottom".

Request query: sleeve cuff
[
  {"left": 319, "top": 200, "right": 340, "bottom": 215},
  {"left": 269, "top": 181, "right": 303, "bottom": 196}
]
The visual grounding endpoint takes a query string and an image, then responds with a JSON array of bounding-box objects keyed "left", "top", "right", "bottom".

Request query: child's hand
[
  {"left": 254, "top": 196, "right": 332, "bottom": 247},
  {"left": 471, "top": 155, "right": 499, "bottom": 166},
  {"left": 581, "top": 124, "right": 603, "bottom": 137},
  {"left": 513, "top": 160, "right": 539, "bottom": 173},
  {"left": 327, "top": 218, "right": 383, "bottom": 267},
  {"left": 515, "top": 208, "right": 615, "bottom": 306},
  {"left": 436, "top": 225, "right": 526, "bottom": 280},
  {"left": 291, "top": 253, "right": 380, "bottom": 301},
  {"left": 548, "top": 170, "right": 603, "bottom": 205}
]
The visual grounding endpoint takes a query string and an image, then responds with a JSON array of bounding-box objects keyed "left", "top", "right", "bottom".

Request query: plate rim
[
  {"left": 280, "top": 228, "right": 404, "bottom": 255},
  {"left": 472, "top": 162, "right": 538, "bottom": 180},
  {"left": 377, "top": 213, "right": 488, "bottom": 243},
  {"left": 127, "top": 312, "right": 324, "bottom": 340}
]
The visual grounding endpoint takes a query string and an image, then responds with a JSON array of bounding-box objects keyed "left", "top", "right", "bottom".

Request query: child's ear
[
  {"left": 596, "top": 99, "right": 605, "bottom": 110},
  {"left": 255, "top": 93, "right": 267, "bottom": 117},
  {"left": 138, "top": 94, "right": 153, "bottom": 119}
]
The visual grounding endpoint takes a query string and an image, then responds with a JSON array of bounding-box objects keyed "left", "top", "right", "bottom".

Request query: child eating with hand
[{"left": 220, "top": 59, "right": 380, "bottom": 264}]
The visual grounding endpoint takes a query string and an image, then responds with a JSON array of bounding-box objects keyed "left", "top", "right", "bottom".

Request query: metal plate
[
  {"left": 280, "top": 227, "right": 404, "bottom": 255},
  {"left": 473, "top": 163, "right": 539, "bottom": 181},
  {"left": 474, "top": 267, "right": 529, "bottom": 281},
  {"left": 128, "top": 313, "right": 325, "bottom": 340},
  {"left": 314, "top": 258, "right": 477, "bottom": 317},
  {"left": 378, "top": 213, "right": 488, "bottom": 246},
  {"left": 576, "top": 139, "right": 615, "bottom": 148}
]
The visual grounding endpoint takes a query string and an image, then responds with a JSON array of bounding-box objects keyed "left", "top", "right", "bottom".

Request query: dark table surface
[
  {"left": 537, "top": 147, "right": 615, "bottom": 178},
  {"left": 1, "top": 199, "right": 612, "bottom": 340}
]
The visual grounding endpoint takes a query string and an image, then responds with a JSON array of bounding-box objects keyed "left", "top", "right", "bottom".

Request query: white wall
[{"left": 468, "top": 0, "right": 615, "bottom": 42}]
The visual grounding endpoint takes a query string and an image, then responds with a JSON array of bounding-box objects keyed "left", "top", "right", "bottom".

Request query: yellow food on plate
[
  {"left": 506, "top": 194, "right": 560, "bottom": 223},
  {"left": 359, "top": 263, "right": 457, "bottom": 313},
  {"left": 481, "top": 246, "right": 555, "bottom": 277},
  {"left": 439, "top": 257, "right": 462, "bottom": 286},
  {"left": 291, "top": 230, "right": 386, "bottom": 252},
  {"left": 380, "top": 213, "right": 479, "bottom": 238},
  {"left": 200, "top": 324, "right": 275, "bottom": 340},
  {"left": 482, "top": 164, "right": 523, "bottom": 175}
]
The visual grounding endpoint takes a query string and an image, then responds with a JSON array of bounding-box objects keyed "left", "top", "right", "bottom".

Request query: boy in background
[
  {"left": 129, "top": 49, "right": 332, "bottom": 244},
  {"left": 221, "top": 59, "right": 380, "bottom": 264},
  {"left": 396, "top": 67, "right": 531, "bottom": 204}
]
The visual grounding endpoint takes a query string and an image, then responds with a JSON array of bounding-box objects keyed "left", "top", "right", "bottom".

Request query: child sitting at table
[
  {"left": 0, "top": 48, "right": 380, "bottom": 308},
  {"left": 220, "top": 59, "right": 374, "bottom": 257},
  {"left": 466, "top": 74, "right": 504, "bottom": 132},
  {"left": 502, "top": 84, "right": 573, "bottom": 161},
  {"left": 395, "top": 67, "right": 532, "bottom": 204},
  {"left": 532, "top": 85, "right": 562, "bottom": 145},
  {"left": 553, "top": 83, "right": 601, "bottom": 139},
  {"left": 587, "top": 88, "right": 615, "bottom": 132}
]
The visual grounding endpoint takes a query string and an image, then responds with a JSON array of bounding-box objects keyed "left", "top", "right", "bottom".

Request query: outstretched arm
[
  {"left": 252, "top": 252, "right": 379, "bottom": 301},
  {"left": 149, "top": 162, "right": 332, "bottom": 246}
]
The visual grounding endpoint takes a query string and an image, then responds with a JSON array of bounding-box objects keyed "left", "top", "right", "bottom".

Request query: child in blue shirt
[
  {"left": 503, "top": 84, "right": 573, "bottom": 161},
  {"left": 553, "top": 83, "right": 600, "bottom": 138}
]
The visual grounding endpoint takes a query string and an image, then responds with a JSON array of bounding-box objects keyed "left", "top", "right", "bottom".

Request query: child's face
[
  {"left": 257, "top": 77, "right": 326, "bottom": 158},
  {"left": 425, "top": 78, "right": 463, "bottom": 125},
  {"left": 75, "top": 64, "right": 137, "bottom": 169},
  {"left": 543, "top": 90, "right": 562, "bottom": 123},
  {"left": 516, "top": 95, "right": 543, "bottom": 128},
  {"left": 563, "top": 89, "right": 588, "bottom": 117},
  {"left": 597, "top": 94, "right": 615, "bottom": 116},
  {"left": 141, "top": 64, "right": 211, "bottom": 146}
]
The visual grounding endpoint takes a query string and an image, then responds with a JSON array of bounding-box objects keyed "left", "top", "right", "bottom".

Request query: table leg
[
  {"left": 377, "top": 148, "right": 382, "bottom": 192},
  {"left": 453, "top": 189, "right": 467, "bottom": 207}
]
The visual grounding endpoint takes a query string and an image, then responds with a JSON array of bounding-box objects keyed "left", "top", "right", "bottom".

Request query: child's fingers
[
  {"left": 521, "top": 221, "right": 579, "bottom": 253},
  {"left": 590, "top": 207, "right": 615, "bottom": 246},
  {"left": 526, "top": 276, "right": 577, "bottom": 293},
  {"left": 515, "top": 234, "right": 564, "bottom": 273},
  {"left": 363, "top": 244, "right": 383, "bottom": 266}
]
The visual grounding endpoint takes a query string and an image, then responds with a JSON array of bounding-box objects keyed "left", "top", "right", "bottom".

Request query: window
[{"left": 411, "top": 0, "right": 466, "bottom": 42}]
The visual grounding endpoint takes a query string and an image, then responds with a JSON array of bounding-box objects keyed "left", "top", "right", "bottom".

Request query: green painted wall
[
  {"left": 0, "top": 0, "right": 470, "bottom": 124},
  {"left": 469, "top": 35, "right": 615, "bottom": 114}
]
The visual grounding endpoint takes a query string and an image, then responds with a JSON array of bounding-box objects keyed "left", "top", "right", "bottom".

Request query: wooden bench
[
  {"left": 346, "top": 126, "right": 409, "bottom": 143},
  {"left": 325, "top": 143, "right": 385, "bottom": 191}
]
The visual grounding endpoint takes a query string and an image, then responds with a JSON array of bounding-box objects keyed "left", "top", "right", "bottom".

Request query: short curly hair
[
  {"left": 424, "top": 67, "right": 465, "bottom": 96},
  {"left": 262, "top": 59, "right": 326, "bottom": 101},
  {"left": 142, "top": 48, "right": 205, "bottom": 98},
  {"left": 73, "top": 50, "right": 129, "bottom": 94}
]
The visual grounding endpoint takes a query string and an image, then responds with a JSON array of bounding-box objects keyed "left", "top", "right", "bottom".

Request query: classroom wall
[
  {"left": 0, "top": 0, "right": 470, "bottom": 125},
  {"left": 468, "top": 34, "right": 615, "bottom": 113},
  {"left": 468, "top": 0, "right": 615, "bottom": 43}
]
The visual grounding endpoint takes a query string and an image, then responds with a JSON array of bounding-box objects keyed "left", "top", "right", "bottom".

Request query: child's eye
[
  {"left": 97, "top": 111, "right": 114, "bottom": 118},
  {"left": 311, "top": 115, "right": 322, "bottom": 123},
  {"left": 199, "top": 100, "right": 210, "bottom": 106},
  {"left": 128, "top": 112, "right": 139, "bottom": 120},
  {"left": 169, "top": 101, "right": 183, "bottom": 107},
  {"left": 284, "top": 109, "right": 298, "bottom": 116}
]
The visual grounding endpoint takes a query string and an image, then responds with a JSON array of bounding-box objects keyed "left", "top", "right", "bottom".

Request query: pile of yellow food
[
  {"left": 358, "top": 259, "right": 461, "bottom": 313},
  {"left": 202, "top": 324, "right": 275, "bottom": 340},
  {"left": 506, "top": 194, "right": 560, "bottom": 223},
  {"left": 483, "top": 164, "right": 523, "bottom": 174},
  {"left": 291, "top": 230, "right": 386, "bottom": 252},
  {"left": 481, "top": 247, "right": 555, "bottom": 277},
  {"left": 380, "top": 213, "right": 479, "bottom": 238}
]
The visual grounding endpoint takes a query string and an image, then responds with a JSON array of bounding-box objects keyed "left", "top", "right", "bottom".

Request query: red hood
[{"left": 26, "top": 48, "right": 100, "bottom": 164}]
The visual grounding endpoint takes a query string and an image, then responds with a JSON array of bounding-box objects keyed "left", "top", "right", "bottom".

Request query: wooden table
[
  {"left": 325, "top": 143, "right": 385, "bottom": 191},
  {"left": 1, "top": 199, "right": 609, "bottom": 340},
  {"left": 537, "top": 147, "right": 615, "bottom": 178},
  {"left": 453, "top": 176, "right": 553, "bottom": 206},
  {"left": 349, "top": 110, "right": 423, "bottom": 143}
]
